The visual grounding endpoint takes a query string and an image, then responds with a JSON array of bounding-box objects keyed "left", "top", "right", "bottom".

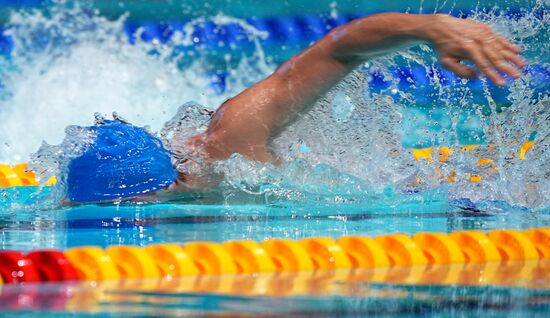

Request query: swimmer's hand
[{"left": 421, "top": 14, "right": 525, "bottom": 86}]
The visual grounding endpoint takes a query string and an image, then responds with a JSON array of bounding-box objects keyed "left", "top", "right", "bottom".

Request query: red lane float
[
  {"left": 0, "top": 251, "right": 41, "bottom": 283},
  {"left": 27, "top": 250, "right": 80, "bottom": 282}
]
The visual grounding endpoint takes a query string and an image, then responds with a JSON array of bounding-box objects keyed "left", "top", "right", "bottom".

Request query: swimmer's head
[{"left": 66, "top": 120, "right": 177, "bottom": 203}]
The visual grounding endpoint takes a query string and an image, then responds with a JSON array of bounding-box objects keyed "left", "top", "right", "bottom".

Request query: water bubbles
[
  {"left": 94, "top": 112, "right": 105, "bottom": 124},
  {"left": 331, "top": 92, "right": 354, "bottom": 122},
  {"left": 112, "top": 112, "right": 129, "bottom": 124}
]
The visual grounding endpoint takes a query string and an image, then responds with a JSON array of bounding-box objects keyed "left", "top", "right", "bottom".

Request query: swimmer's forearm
[
  {"left": 327, "top": 13, "right": 436, "bottom": 61},
  {"left": 255, "top": 13, "right": 438, "bottom": 132}
]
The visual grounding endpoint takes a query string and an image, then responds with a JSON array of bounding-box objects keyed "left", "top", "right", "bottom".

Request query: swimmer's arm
[{"left": 202, "top": 13, "right": 525, "bottom": 162}]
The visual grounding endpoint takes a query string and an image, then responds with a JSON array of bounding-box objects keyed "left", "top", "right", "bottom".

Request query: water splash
[
  {"left": 270, "top": 5, "right": 549, "bottom": 210},
  {"left": 0, "top": 1, "right": 548, "bottom": 212},
  {"left": 0, "top": 2, "right": 272, "bottom": 163}
]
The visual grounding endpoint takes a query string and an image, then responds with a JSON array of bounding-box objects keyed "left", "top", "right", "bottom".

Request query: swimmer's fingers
[
  {"left": 465, "top": 44, "right": 521, "bottom": 86},
  {"left": 498, "top": 37, "right": 522, "bottom": 54},
  {"left": 464, "top": 43, "right": 506, "bottom": 85},
  {"left": 481, "top": 40, "right": 523, "bottom": 79},
  {"left": 440, "top": 56, "right": 477, "bottom": 79},
  {"left": 502, "top": 49, "right": 526, "bottom": 68}
]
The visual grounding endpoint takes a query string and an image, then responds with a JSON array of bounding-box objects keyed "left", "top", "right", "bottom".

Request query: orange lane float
[
  {"left": 0, "top": 164, "right": 24, "bottom": 187},
  {"left": 261, "top": 239, "right": 315, "bottom": 272},
  {"left": 11, "top": 163, "right": 39, "bottom": 186},
  {"left": 299, "top": 237, "right": 352, "bottom": 270},
  {"left": 64, "top": 247, "right": 121, "bottom": 281},
  {"left": 337, "top": 236, "right": 390, "bottom": 268},
  {"left": 487, "top": 229, "right": 539, "bottom": 261},
  {"left": 412, "top": 232, "right": 465, "bottom": 264},
  {"left": 0, "top": 163, "right": 56, "bottom": 187},
  {"left": 183, "top": 242, "right": 238, "bottom": 275},
  {"left": 375, "top": 234, "right": 428, "bottom": 266},
  {"left": 145, "top": 243, "right": 201, "bottom": 277},
  {"left": 0, "top": 228, "right": 547, "bottom": 287},
  {"left": 524, "top": 228, "right": 550, "bottom": 259},
  {"left": 222, "top": 240, "right": 276, "bottom": 273},
  {"left": 449, "top": 230, "right": 501, "bottom": 263},
  {"left": 105, "top": 245, "right": 161, "bottom": 279}
]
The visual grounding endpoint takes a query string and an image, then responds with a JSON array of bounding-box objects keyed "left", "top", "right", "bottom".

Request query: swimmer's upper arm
[
  {"left": 202, "top": 14, "right": 429, "bottom": 163},
  {"left": 203, "top": 74, "right": 290, "bottom": 162},
  {"left": 203, "top": 36, "right": 355, "bottom": 162}
]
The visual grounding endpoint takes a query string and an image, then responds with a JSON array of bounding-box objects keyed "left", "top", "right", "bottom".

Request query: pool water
[
  {"left": 1, "top": 190, "right": 549, "bottom": 316},
  {"left": 2, "top": 187, "right": 550, "bottom": 251},
  {"left": 0, "top": 0, "right": 549, "bottom": 316}
]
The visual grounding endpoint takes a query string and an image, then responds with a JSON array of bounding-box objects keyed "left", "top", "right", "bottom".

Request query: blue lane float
[
  {"left": 0, "top": 11, "right": 547, "bottom": 103},
  {"left": 363, "top": 64, "right": 549, "bottom": 107},
  {"left": 0, "top": 0, "right": 41, "bottom": 6}
]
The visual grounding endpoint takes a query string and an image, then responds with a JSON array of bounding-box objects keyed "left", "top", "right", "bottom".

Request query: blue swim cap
[{"left": 67, "top": 120, "right": 177, "bottom": 203}]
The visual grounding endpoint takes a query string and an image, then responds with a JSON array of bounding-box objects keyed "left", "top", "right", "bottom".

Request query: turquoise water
[
  {"left": 0, "top": 0, "right": 549, "bottom": 316},
  {"left": 1, "top": 187, "right": 549, "bottom": 251}
]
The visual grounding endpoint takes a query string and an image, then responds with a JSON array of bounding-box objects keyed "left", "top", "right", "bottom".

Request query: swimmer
[{"left": 65, "top": 13, "right": 525, "bottom": 203}]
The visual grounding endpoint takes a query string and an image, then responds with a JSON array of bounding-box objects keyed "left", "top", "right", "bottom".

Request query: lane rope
[{"left": 0, "top": 228, "right": 548, "bottom": 285}]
